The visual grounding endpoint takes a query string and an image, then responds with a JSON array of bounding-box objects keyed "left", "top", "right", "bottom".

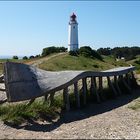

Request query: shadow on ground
[{"left": 4, "top": 86, "right": 140, "bottom": 132}]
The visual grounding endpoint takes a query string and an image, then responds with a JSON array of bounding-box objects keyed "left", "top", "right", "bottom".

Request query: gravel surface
[{"left": 0, "top": 85, "right": 140, "bottom": 139}]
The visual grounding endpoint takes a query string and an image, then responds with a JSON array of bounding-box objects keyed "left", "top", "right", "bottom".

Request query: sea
[{"left": 0, "top": 55, "right": 23, "bottom": 59}]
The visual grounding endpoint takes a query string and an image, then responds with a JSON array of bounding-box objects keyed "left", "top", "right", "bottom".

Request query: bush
[
  {"left": 29, "top": 55, "right": 35, "bottom": 59},
  {"left": 79, "top": 46, "right": 92, "bottom": 57},
  {"left": 42, "top": 46, "right": 67, "bottom": 57},
  {"left": 35, "top": 55, "right": 40, "bottom": 58},
  {"left": 97, "top": 47, "right": 111, "bottom": 56},
  {"left": 22, "top": 56, "right": 28, "bottom": 60},
  {"left": 69, "top": 51, "right": 79, "bottom": 56},
  {"left": 12, "top": 56, "right": 18, "bottom": 59},
  {"left": 91, "top": 49, "right": 103, "bottom": 61},
  {"left": 79, "top": 46, "right": 103, "bottom": 60},
  {"left": 134, "top": 59, "right": 140, "bottom": 65}
]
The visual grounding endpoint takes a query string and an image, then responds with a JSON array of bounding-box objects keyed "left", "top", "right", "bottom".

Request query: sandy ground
[{"left": 0, "top": 81, "right": 140, "bottom": 139}]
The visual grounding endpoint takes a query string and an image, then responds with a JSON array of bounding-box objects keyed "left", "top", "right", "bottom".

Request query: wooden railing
[{"left": 3, "top": 62, "right": 137, "bottom": 110}]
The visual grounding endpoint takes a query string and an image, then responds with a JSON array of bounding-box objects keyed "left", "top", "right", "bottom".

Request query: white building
[{"left": 68, "top": 13, "right": 79, "bottom": 52}]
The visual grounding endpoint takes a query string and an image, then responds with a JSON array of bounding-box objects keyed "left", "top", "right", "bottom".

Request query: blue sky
[{"left": 0, "top": 1, "right": 140, "bottom": 56}]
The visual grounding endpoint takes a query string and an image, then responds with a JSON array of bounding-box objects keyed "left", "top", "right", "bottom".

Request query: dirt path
[{"left": 26, "top": 52, "right": 66, "bottom": 67}]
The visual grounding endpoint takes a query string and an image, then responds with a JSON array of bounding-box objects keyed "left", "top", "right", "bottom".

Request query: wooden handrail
[{"left": 3, "top": 62, "right": 136, "bottom": 110}]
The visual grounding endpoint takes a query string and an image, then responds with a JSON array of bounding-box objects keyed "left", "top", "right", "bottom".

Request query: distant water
[{"left": 0, "top": 55, "right": 23, "bottom": 59}]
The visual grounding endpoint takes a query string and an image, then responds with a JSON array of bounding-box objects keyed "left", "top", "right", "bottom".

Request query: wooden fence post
[
  {"left": 74, "top": 81, "right": 80, "bottom": 108},
  {"left": 82, "top": 78, "right": 87, "bottom": 105},
  {"left": 114, "top": 75, "right": 122, "bottom": 95},
  {"left": 107, "top": 76, "right": 118, "bottom": 97},
  {"left": 131, "top": 72, "right": 137, "bottom": 87},
  {"left": 125, "top": 73, "right": 131, "bottom": 86},
  {"left": 44, "top": 94, "right": 49, "bottom": 102},
  {"left": 63, "top": 87, "right": 70, "bottom": 111},
  {"left": 91, "top": 77, "right": 100, "bottom": 103},
  {"left": 50, "top": 92, "right": 55, "bottom": 106},
  {"left": 98, "top": 76, "right": 105, "bottom": 100}
]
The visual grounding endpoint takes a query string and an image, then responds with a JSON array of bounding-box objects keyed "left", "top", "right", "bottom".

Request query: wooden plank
[
  {"left": 98, "top": 76, "right": 105, "bottom": 100},
  {"left": 130, "top": 72, "right": 137, "bottom": 87},
  {"left": 3, "top": 62, "right": 136, "bottom": 102},
  {"left": 131, "top": 72, "right": 135, "bottom": 80},
  {"left": 114, "top": 76, "right": 122, "bottom": 95},
  {"left": 74, "top": 81, "right": 80, "bottom": 108},
  {"left": 63, "top": 87, "right": 70, "bottom": 111},
  {"left": 107, "top": 76, "right": 118, "bottom": 97},
  {"left": 82, "top": 78, "right": 87, "bottom": 105},
  {"left": 90, "top": 77, "right": 94, "bottom": 97},
  {"left": 50, "top": 92, "right": 55, "bottom": 106},
  {"left": 92, "top": 77, "right": 101, "bottom": 103},
  {"left": 44, "top": 94, "right": 49, "bottom": 102}
]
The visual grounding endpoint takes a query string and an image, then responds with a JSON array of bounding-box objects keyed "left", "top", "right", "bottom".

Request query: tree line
[
  {"left": 12, "top": 46, "right": 140, "bottom": 61},
  {"left": 97, "top": 46, "right": 140, "bottom": 60}
]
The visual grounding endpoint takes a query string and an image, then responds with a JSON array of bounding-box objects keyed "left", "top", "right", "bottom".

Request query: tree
[
  {"left": 78, "top": 46, "right": 102, "bottom": 60},
  {"left": 35, "top": 55, "right": 40, "bottom": 58},
  {"left": 97, "top": 47, "right": 111, "bottom": 56},
  {"left": 22, "top": 56, "right": 28, "bottom": 60},
  {"left": 29, "top": 55, "right": 35, "bottom": 59},
  {"left": 97, "top": 46, "right": 140, "bottom": 61},
  {"left": 91, "top": 49, "right": 103, "bottom": 61},
  {"left": 79, "top": 46, "right": 93, "bottom": 57},
  {"left": 42, "top": 46, "right": 67, "bottom": 57},
  {"left": 13, "top": 56, "right": 18, "bottom": 59}
]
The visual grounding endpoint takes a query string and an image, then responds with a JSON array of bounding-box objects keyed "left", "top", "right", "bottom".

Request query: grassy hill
[
  {"left": 1, "top": 52, "right": 140, "bottom": 74},
  {"left": 38, "top": 53, "right": 129, "bottom": 71},
  {"left": 0, "top": 53, "right": 134, "bottom": 75}
]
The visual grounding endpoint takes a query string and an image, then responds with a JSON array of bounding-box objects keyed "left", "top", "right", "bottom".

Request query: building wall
[{"left": 68, "top": 21, "right": 78, "bottom": 51}]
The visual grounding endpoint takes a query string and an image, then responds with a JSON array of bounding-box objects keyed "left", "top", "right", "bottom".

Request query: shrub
[
  {"left": 29, "top": 55, "right": 35, "bottom": 59},
  {"left": 42, "top": 46, "right": 67, "bottom": 57},
  {"left": 22, "top": 56, "right": 28, "bottom": 60},
  {"left": 12, "top": 56, "right": 18, "bottom": 59},
  {"left": 35, "top": 55, "right": 40, "bottom": 58},
  {"left": 69, "top": 51, "right": 79, "bottom": 56},
  {"left": 134, "top": 59, "right": 140, "bottom": 65},
  {"left": 79, "top": 46, "right": 103, "bottom": 60},
  {"left": 91, "top": 49, "right": 103, "bottom": 61}
]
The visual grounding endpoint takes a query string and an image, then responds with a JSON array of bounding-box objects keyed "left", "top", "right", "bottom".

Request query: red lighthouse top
[{"left": 70, "top": 13, "right": 76, "bottom": 21}]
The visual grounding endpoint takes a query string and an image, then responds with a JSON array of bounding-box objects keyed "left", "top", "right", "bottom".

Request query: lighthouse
[{"left": 68, "top": 13, "right": 79, "bottom": 52}]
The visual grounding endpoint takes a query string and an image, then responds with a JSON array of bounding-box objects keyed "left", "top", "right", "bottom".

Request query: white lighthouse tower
[{"left": 68, "top": 13, "right": 79, "bottom": 52}]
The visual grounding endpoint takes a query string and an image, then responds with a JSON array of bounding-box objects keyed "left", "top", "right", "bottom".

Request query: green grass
[
  {"left": 0, "top": 53, "right": 135, "bottom": 74},
  {"left": 39, "top": 54, "right": 129, "bottom": 71},
  {"left": 127, "top": 55, "right": 140, "bottom": 74},
  {"left": 0, "top": 96, "right": 63, "bottom": 126},
  {"left": 128, "top": 98, "right": 140, "bottom": 110},
  {"left": 0, "top": 63, "right": 3, "bottom": 74}
]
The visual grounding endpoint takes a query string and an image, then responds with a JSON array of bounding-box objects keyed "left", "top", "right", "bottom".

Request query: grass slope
[{"left": 38, "top": 53, "right": 129, "bottom": 71}]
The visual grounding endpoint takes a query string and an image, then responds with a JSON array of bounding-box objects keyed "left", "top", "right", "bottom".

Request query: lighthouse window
[{"left": 73, "top": 26, "right": 75, "bottom": 28}]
